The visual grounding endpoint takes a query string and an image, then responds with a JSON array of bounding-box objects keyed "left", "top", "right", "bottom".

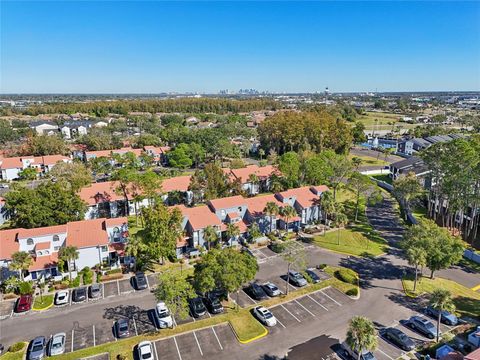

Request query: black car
[
  {"left": 133, "top": 272, "right": 148, "bottom": 290},
  {"left": 189, "top": 297, "right": 207, "bottom": 318},
  {"left": 115, "top": 318, "right": 130, "bottom": 338},
  {"left": 72, "top": 287, "right": 87, "bottom": 302},
  {"left": 203, "top": 295, "right": 224, "bottom": 314},
  {"left": 382, "top": 328, "right": 415, "bottom": 351},
  {"left": 246, "top": 283, "right": 269, "bottom": 301},
  {"left": 305, "top": 269, "right": 321, "bottom": 283}
]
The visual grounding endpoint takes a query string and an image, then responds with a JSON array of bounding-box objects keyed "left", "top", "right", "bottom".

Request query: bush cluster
[
  {"left": 269, "top": 242, "right": 286, "bottom": 254},
  {"left": 334, "top": 268, "right": 358, "bottom": 285},
  {"left": 346, "top": 288, "right": 359, "bottom": 297},
  {"left": 9, "top": 342, "right": 25, "bottom": 352}
]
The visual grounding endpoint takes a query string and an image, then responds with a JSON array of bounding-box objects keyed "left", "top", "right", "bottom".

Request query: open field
[
  {"left": 347, "top": 153, "right": 389, "bottom": 167},
  {"left": 356, "top": 111, "right": 418, "bottom": 131}
]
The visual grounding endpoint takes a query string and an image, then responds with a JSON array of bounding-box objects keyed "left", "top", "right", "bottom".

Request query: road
[{"left": 0, "top": 195, "right": 477, "bottom": 359}]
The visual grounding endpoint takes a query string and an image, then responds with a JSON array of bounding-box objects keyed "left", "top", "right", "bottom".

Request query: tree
[
  {"left": 23, "top": 135, "right": 69, "bottom": 156},
  {"left": 405, "top": 246, "right": 427, "bottom": 293},
  {"left": 193, "top": 248, "right": 257, "bottom": 307},
  {"left": 264, "top": 202, "right": 280, "bottom": 233},
  {"left": 9, "top": 251, "right": 33, "bottom": 281},
  {"left": 303, "top": 154, "right": 331, "bottom": 186},
  {"left": 226, "top": 223, "right": 241, "bottom": 245},
  {"left": 333, "top": 212, "right": 348, "bottom": 245},
  {"left": 187, "top": 142, "right": 205, "bottom": 168},
  {"left": 320, "top": 150, "right": 353, "bottom": 199},
  {"left": 279, "top": 205, "right": 297, "bottom": 232},
  {"left": 393, "top": 172, "right": 424, "bottom": 220},
  {"left": 249, "top": 223, "right": 262, "bottom": 242},
  {"left": 18, "top": 167, "right": 37, "bottom": 180},
  {"left": 247, "top": 173, "right": 259, "bottom": 195},
  {"left": 320, "top": 191, "right": 335, "bottom": 226},
  {"left": 352, "top": 122, "right": 367, "bottom": 144},
  {"left": 281, "top": 241, "right": 306, "bottom": 295},
  {"left": 429, "top": 289, "right": 455, "bottom": 342},
  {"left": 189, "top": 163, "right": 231, "bottom": 202},
  {"left": 154, "top": 270, "right": 196, "bottom": 319},
  {"left": 203, "top": 225, "right": 219, "bottom": 250},
  {"left": 125, "top": 236, "right": 146, "bottom": 272},
  {"left": 49, "top": 162, "right": 92, "bottom": 191},
  {"left": 278, "top": 152, "right": 301, "bottom": 188},
  {"left": 113, "top": 168, "right": 135, "bottom": 216},
  {"left": 138, "top": 170, "right": 162, "bottom": 206},
  {"left": 346, "top": 316, "right": 378, "bottom": 360},
  {"left": 59, "top": 246, "right": 79, "bottom": 280},
  {"left": 4, "top": 183, "right": 86, "bottom": 228},
  {"left": 141, "top": 203, "right": 183, "bottom": 264},
  {"left": 168, "top": 144, "right": 193, "bottom": 169},
  {"left": 348, "top": 173, "right": 374, "bottom": 222}
]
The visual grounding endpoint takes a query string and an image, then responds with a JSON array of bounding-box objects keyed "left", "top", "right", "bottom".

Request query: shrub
[
  {"left": 69, "top": 276, "right": 81, "bottom": 288},
  {"left": 100, "top": 273, "right": 123, "bottom": 282},
  {"left": 82, "top": 268, "right": 94, "bottom": 285},
  {"left": 9, "top": 342, "right": 25, "bottom": 352},
  {"left": 270, "top": 242, "right": 286, "bottom": 254},
  {"left": 18, "top": 281, "right": 33, "bottom": 295},
  {"left": 106, "top": 268, "right": 122, "bottom": 275},
  {"left": 317, "top": 263, "right": 327, "bottom": 270},
  {"left": 346, "top": 288, "right": 359, "bottom": 297},
  {"left": 116, "top": 354, "right": 128, "bottom": 360},
  {"left": 334, "top": 268, "right": 358, "bottom": 285}
]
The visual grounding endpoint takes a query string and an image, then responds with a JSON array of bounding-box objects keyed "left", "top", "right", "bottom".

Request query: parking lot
[{"left": 0, "top": 299, "right": 15, "bottom": 319}]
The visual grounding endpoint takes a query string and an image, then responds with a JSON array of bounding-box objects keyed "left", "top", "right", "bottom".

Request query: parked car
[
  {"left": 382, "top": 328, "right": 415, "bottom": 351},
  {"left": 15, "top": 294, "right": 33, "bottom": 313},
  {"left": 0, "top": 343, "right": 4, "bottom": 355},
  {"left": 137, "top": 341, "right": 154, "bottom": 360},
  {"left": 189, "top": 297, "right": 207, "bottom": 318},
  {"left": 133, "top": 272, "right": 148, "bottom": 290},
  {"left": 253, "top": 306, "right": 277, "bottom": 327},
  {"left": 88, "top": 284, "right": 102, "bottom": 299},
  {"left": 342, "top": 342, "right": 377, "bottom": 360},
  {"left": 262, "top": 282, "right": 281, "bottom": 297},
  {"left": 54, "top": 290, "right": 69, "bottom": 306},
  {"left": 49, "top": 333, "right": 66, "bottom": 356},
  {"left": 424, "top": 306, "right": 458, "bottom": 326},
  {"left": 305, "top": 269, "right": 321, "bottom": 283},
  {"left": 155, "top": 302, "right": 174, "bottom": 328},
  {"left": 246, "top": 283, "right": 269, "bottom": 301},
  {"left": 203, "top": 295, "right": 224, "bottom": 314},
  {"left": 72, "top": 288, "right": 87, "bottom": 302},
  {"left": 28, "top": 336, "right": 46, "bottom": 360},
  {"left": 288, "top": 270, "right": 308, "bottom": 287},
  {"left": 115, "top": 318, "right": 130, "bottom": 338},
  {"left": 408, "top": 316, "right": 438, "bottom": 339}
]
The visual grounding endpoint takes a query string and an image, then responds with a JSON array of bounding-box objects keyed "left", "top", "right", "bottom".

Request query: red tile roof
[
  {"left": 244, "top": 194, "right": 283, "bottom": 217},
  {"left": 105, "top": 217, "right": 128, "bottom": 228},
  {"left": 35, "top": 242, "right": 51, "bottom": 250},
  {"left": 0, "top": 157, "right": 24, "bottom": 169},
  {"left": 229, "top": 165, "right": 279, "bottom": 183},
  {"left": 78, "top": 181, "right": 126, "bottom": 205},
  {"left": 162, "top": 176, "right": 191, "bottom": 193},
  {"left": 85, "top": 150, "right": 112, "bottom": 158},
  {"left": 466, "top": 348, "right": 480, "bottom": 360},
  {"left": 176, "top": 205, "right": 222, "bottom": 231},
  {"left": 278, "top": 186, "right": 321, "bottom": 209},
  {"left": 0, "top": 229, "right": 19, "bottom": 259},
  {"left": 41, "top": 155, "right": 71, "bottom": 166},
  {"left": 29, "top": 253, "right": 58, "bottom": 271},
  {"left": 66, "top": 219, "right": 109, "bottom": 248},
  {"left": 17, "top": 225, "right": 67, "bottom": 239},
  {"left": 208, "top": 196, "right": 246, "bottom": 211}
]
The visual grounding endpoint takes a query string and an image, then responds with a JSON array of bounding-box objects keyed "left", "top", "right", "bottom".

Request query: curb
[
  {"left": 228, "top": 319, "right": 268, "bottom": 344},
  {"left": 32, "top": 301, "right": 54, "bottom": 311}
]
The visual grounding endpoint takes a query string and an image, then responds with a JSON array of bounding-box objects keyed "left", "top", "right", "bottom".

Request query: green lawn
[
  {"left": 411, "top": 205, "right": 427, "bottom": 221},
  {"left": 371, "top": 174, "right": 392, "bottom": 184},
  {"left": 348, "top": 153, "right": 389, "bottom": 167},
  {"left": 402, "top": 275, "right": 480, "bottom": 319},
  {"left": 458, "top": 257, "right": 480, "bottom": 274},
  {"left": 356, "top": 111, "right": 417, "bottom": 131},
  {"left": 0, "top": 343, "right": 27, "bottom": 360},
  {"left": 32, "top": 294, "right": 54, "bottom": 310}
]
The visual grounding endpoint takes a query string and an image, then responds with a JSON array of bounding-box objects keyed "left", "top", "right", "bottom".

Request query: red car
[{"left": 15, "top": 294, "right": 32, "bottom": 313}]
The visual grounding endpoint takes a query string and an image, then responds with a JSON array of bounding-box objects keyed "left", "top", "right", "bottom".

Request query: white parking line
[
  {"left": 377, "top": 348, "right": 395, "bottom": 360},
  {"left": 193, "top": 331, "right": 204, "bottom": 356},
  {"left": 280, "top": 304, "right": 301, "bottom": 322},
  {"left": 294, "top": 299, "right": 316, "bottom": 317},
  {"left": 116, "top": 280, "right": 120, "bottom": 295},
  {"left": 71, "top": 329, "right": 74, "bottom": 352},
  {"left": 172, "top": 315, "right": 178, "bottom": 327},
  {"left": 132, "top": 317, "right": 138, "bottom": 336},
  {"left": 211, "top": 327, "right": 223, "bottom": 350},
  {"left": 102, "top": 284, "right": 105, "bottom": 299},
  {"left": 145, "top": 275, "right": 150, "bottom": 290},
  {"left": 307, "top": 294, "right": 329, "bottom": 311},
  {"left": 153, "top": 341, "right": 159, "bottom": 360},
  {"left": 206, "top": 311, "right": 212, "bottom": 318},
  {"left": 243, "top": 290, "right": 257, "bottom": 304},
  {"left": 93, "top": 325, "right": 96, "bottom": 347},
  {"left": 191, "top": 314, "right": 196, "bottom": 322},
  {"left": 173, "top": 336, "right": 183, "bottom": 360},
  {"left": 276, "top": 318, "right": 286, "bottom": 328},
  {"left": 320, "top": 289, "right": 342, "bottom": 306}
]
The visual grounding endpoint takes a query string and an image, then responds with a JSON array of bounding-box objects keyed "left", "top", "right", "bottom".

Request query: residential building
[
  {"left": 60, "top": 121, "right": 94, "bottom": 139},
  {"left": 226, "top": 165, "right": 279, "bottom": 195},
  {"left": 0, "top": 155, "right": 72, "bottom": 181},
  {"left": 389, "top": 156, "right": 431, "bottom": 184},
  {"left": 0, "top": 217, "right": 128, "bottom": 281},
  {"left": 29, "top": 121, "right": 59, "bottom": 136},
  {"left": 143, "top": 146, "right": 170, "bottom": 166}
]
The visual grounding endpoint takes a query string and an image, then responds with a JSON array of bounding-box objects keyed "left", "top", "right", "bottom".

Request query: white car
[
  {"left": 253, "top": 306, "right": 277, "bottom": 327},
  {"left": 137, "top": 341, "right": 154, "bottom": 360},
  {"left": 54, "top": 290, "right": 69, "bottom": 305},
  {"left": 49, "top": 333, "right": 66, "bottom": 356},
  {"left": 155, "top": 302, "right": 173, "bottom": 328}
]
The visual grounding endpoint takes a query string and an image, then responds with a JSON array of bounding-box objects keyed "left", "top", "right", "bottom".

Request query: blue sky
[{"left": 1, "top": 1, "right": 479, "bottom": 93}]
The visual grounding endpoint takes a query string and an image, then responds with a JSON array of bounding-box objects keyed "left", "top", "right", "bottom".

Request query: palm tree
[
  {"left": 248, "top": 173, "right": 259, "bottom": 195},
  {"left": 280, "top": 205, "right": 297, "bottom": 233},
  {"left": 226, "top": 223, "right": 241, "bottom": 246},
  {"left": 125, "top": 236, "right": 145, "bottom": 272},
  {"left": 263, "top": 202, "right": 280, "bottom": 233},
  {"left": 59, "top": 246, "right": 79, "bottom": 281},
  {"left": 203, "top": 225, "right": 218, "bottom": 250},
  {"left": 429, "top": 289, "right": 455, "bottom": 342},
  {"left": 346, "top": 316, "right": 378, "bottom": 360},
  {"left": 269, "top": 174, "right": 284, "bottom": 193},
  {"left": 405, "top": 246, "right": 426, "bottom": 293},
  {"left": 9, "top": 251, "right": 33, "bottom": 281},
  {"left": 333, "top": 212, "right": 348, "bottom": 245},
  {"left": 320, "top": 191, "right": 335, "bottom": 227}
]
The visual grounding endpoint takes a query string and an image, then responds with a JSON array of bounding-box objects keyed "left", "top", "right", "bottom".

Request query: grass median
[
  {"left": 32, "top": 294, "right": 54, "bottom": 311},
  {"left": 402, "top": 275, "right": 480, "bottom": 319}
]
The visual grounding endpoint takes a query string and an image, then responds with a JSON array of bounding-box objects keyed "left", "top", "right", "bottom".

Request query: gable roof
[
  {"left": 66, "top": 218, "right": 109, "bottom": 248},
  {"left": 162, "top": 175, "right": 191, "bottom": 193},
  {"left": 0, "top": 229, "right": 19, "bottom": 260},
  {"left": 208, "top": 195, "right": 246, "bottom": 211},
  {"left": 176, "top": 205, "right": 223, "bottom": 231},
  {"left": 78, "top": 181, "right": 125, "bottom": 205},
  {"left": 277, "top": 186, "right": 321, "bottom": 209},
  {"left": 17, "top": 225, "right": 67, "bottom": 239},
  {"left": 229, "top": 165, "right": 279, "bottom": 183},
  {"left": 244, "top": 194, "right": 283, "bottom": 217}
]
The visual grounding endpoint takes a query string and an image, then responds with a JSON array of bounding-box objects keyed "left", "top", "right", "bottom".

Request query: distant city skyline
[{"left": 1, "top": 1, "right": 479, "bottom": 93}]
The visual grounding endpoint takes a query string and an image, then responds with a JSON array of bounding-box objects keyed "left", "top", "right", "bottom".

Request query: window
[
  {"left": 27, "top": 238, "right": 34, "bottom": 245},
  {"left": 101, "top": 246, "right": 108, "bottom": 252},
  {"left": 37, "top": 251, "right": 42, "bottom": 256},
  {"left": 54, "top": 246, "right": 60, "bottom": 251},
  {"left": 238, "top": 207, "right": 242, "bottom": 212},
  {"left": 221, "top": 210, "right": 226, "bottom": 217},
  {"left": 53, "top": 235, "right": 59, "bottom": 242},
  {"left": 44, "top": 250, "right": 49, "bottom": 255}
]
